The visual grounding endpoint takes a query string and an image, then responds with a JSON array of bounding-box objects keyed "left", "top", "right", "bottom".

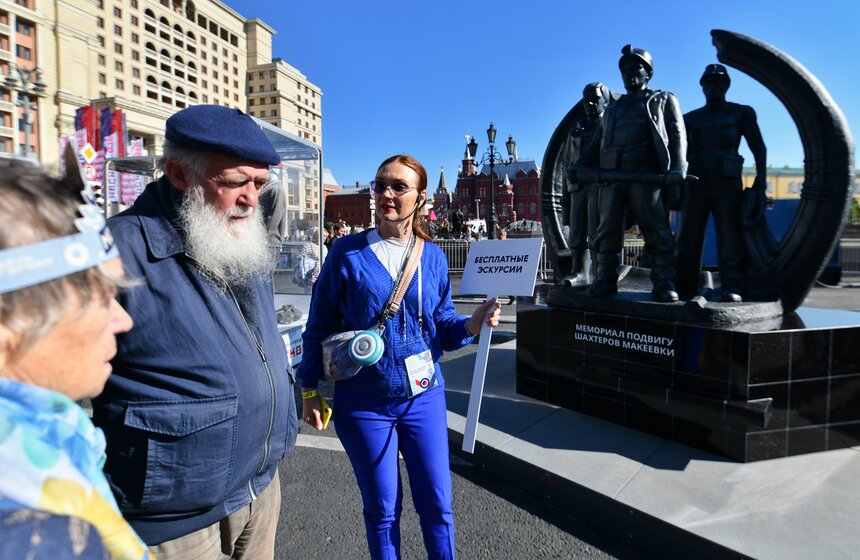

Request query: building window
[
  {"left": 213, "top": 70, "right": 218, "bottom": 79},
  {"left": 131, "top": 32, "right": 139, "bottom": 43},
  {"left": 232, "top": 53, "right": 237, "bottom": 62},
  {"left": 272, "top": 109, "right": 278, "bottom": 117},
  {"left": 116, "top": 78, "right": 124, "bottom": 90},
  {"left": 114, "top": 24, "right": 122, "bottom": 35},
  {"left": 16, "top": 46, "right": 32, "bottom": 60},
  {"left": 98, "top": 35, "right": 105, "bottom": 47},
  {"left": 114, "top": 43, "right": 123, "bottom": 54},
  {"left": 113, "top": 6, "right": 121, "bottom": 17},
  {"left": 202, "top": 94, "right": 208, "bottom": 102},
  {"left": 131, "top": 0, "right": 138, "bottom": 9},
  {"left": 249, "top": 99, "right": 254, "bottom": 106},
  {"left": 260, "top": 110, "right": 266, "bottom": 117},
  {"left": 270, "top": 96, "right": 277, "bottom": 104},
  {"left": 132, "top": 50, "right": 140, "bottom": 61},
  {"left": 98, "top": 54, "right": 106, "bottom": 65},
  {"left": 115, "top": 60, "right": 123, "bottom": 71},
  {"left": 132, "top": 67, "right": 140, "bottom": 78},
  {"left": 99, "top": 73, "right": 107, "bottom": 84},
  {"left": 202, "top": 79, "right": 207, "bottom": 88},
  {"left": 96, "top": 17, "right": 105, "bottom": 28},
  {"left": 213, "top": 85, "right": 218, "bottom": 93},
  {"left": 131, "top": 15, "right": 138, "bottom": 26}
]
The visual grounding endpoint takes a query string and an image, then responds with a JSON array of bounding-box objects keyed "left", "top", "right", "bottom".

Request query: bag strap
[{"left": 377, "top": 236, "right": 424, "bottom": 325}]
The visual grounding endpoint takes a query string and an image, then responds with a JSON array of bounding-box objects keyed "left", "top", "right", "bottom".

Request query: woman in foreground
[
  {"left": 0, "top": 161, "right": 149, "bottom": 559},
  {"left": 297, "top": 154, "right": 500, "bottom": 559}
]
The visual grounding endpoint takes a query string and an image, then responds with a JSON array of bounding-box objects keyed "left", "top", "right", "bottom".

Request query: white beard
[{"left": 178, "top": 184, "right": 273, "bottom": 287}]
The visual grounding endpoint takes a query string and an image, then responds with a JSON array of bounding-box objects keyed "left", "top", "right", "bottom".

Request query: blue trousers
[{"left": 334, "top": 386, "right": 455, "bottom": 560}]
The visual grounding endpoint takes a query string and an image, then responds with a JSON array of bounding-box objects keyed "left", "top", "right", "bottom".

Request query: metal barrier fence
[
  {"left": 842, "top": 239, "right": 860, "bottom": 274},
  {"left": 278, "top": 237, "right": 860, "bottom": 282}
]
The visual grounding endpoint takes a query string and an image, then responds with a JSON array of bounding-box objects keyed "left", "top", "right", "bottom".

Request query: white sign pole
[
  {"left": 462, "top": 292, "right": 497, "bottom": 454},
  {"left": 458, "top": 237, "right": 543, "bottom": 454}
]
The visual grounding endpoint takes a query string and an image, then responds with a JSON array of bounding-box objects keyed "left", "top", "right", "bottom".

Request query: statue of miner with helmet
[{"left": 569, "top": 45, "right": 688, "bottom": 302}]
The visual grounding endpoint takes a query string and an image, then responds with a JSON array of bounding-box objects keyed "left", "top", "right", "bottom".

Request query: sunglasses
[{"left": 372, "top": 181, "right": 414, "bottom": 196}]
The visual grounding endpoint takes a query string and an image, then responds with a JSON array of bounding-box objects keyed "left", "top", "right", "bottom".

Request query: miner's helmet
[
  {"left": 700, "top": 63, "right": 731, "bottom": 85},
  {"left": 619, "top": 44, "right": 653, "bottom": 75}
]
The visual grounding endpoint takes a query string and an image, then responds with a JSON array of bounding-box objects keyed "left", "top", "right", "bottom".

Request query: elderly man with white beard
[{"left": 91, "top": 105, "right": 297, "bottom": 559}]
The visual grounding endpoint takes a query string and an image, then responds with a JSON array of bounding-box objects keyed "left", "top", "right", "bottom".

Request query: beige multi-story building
[
  {"left": 0, "top": 0, "right": 323, "bottom": 226},
  {"left": 742, "top": 166, "right": 860, "bottom": 203},
  {"left": 245, "top": 19, "right": 321, "bottom": 146}
]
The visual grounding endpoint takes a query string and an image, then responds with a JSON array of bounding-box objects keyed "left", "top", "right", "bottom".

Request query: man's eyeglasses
[
  {"left": 209, "top": 174, "right": 273, "bottom": 190},
  {"left": 372, "top": 181, "right": 414, "bottom": 196}
]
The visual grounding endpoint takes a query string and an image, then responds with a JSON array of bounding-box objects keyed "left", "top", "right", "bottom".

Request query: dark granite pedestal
[{"left": 517, "top": 303, "right": 860, "bottom": 461}]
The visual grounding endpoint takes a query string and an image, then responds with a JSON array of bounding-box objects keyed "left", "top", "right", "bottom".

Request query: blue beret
[{"left": 165, "top": 105, "right": 281, "bottom": 166}]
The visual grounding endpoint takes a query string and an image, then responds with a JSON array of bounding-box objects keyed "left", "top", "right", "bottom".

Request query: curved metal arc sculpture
[
  {"left": 711, "top": 29, "right": 854, "bottom": 313},
  {"left": 539, "top": 99, "right": 586, "bottom": 280}
]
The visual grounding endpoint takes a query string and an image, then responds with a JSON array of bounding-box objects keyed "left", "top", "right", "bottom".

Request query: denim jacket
[{"left": 92, "top": 178, "right": 297, "bottom": 545}]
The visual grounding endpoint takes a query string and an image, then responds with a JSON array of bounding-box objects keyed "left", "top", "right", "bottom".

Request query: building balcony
[
  {"left": 0, "top": 100, "right": 13, "bottom": 113},
  {"left": 0, "top": 48, "right": 11, "bottom": 62},
  {"left": 0, "top": 125, "right": 16, "bottom": 138},
  {"left": 0, "top": 22, "right": 10, "bottom": 35}
]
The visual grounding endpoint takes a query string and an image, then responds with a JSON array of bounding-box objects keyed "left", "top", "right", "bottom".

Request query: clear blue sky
[{"left": 231, "top": 0, "right": 859, "bottom": 190}]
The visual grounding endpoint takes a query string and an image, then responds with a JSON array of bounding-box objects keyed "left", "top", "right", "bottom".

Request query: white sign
[
  {"left": 458, "top": 237, "right": 543, "bottom": 454},
  {"left": 459, "top": 237, "right": 543, "bottom": 297},
  {"left": 83, "top": 164, "right": 96, "bottom": 181}
]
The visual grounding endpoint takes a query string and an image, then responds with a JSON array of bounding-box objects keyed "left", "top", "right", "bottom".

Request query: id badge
[{"left": 405, "top": 350, "right": 437, "bottom": 397}]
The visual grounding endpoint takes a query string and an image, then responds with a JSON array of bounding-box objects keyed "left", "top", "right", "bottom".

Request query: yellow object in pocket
[{"left": 318, "top": 394, "right": 333, "bottom": 430}]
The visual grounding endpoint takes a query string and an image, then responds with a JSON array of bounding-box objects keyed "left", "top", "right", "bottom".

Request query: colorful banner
[
  {"left": 103, "top": 133, "right": 118, "bottom": 203},
  {"left": 120, "top": 138, "right": 147, "bottom": 205}
]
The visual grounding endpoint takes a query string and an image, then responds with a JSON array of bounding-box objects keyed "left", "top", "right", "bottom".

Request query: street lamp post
[
  {"left": 3, "top": 64, "right": 47, "bottom": 158},
  {"left": 467, "top": 123, "right": 516, "bottom": 240},
  {"left": 474, "top": 198, "right": 480, "bottom": 221}
]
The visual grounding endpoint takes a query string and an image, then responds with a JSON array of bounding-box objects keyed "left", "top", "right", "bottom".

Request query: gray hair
[
  {"left": 0, "top": 162, "right": 130, "bottom": 357},
  {"left": 160, "top": 139, "right": 211, "bottom": 186}
]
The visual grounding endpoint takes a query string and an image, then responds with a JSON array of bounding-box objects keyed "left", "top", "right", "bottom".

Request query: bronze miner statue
[
  {"left": 560, "top": 82, "right": 611, "bottom": 287},
  {"left": 569, "top": 45, "right": 688, "bottom": 302},
  {"left": 676, "top": 63, "right": 767, "bottom": 302}
]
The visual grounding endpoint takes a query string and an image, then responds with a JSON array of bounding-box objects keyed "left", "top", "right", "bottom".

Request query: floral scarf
[{"left": 0, "top": 377, "right": 153, "bottom": 559}]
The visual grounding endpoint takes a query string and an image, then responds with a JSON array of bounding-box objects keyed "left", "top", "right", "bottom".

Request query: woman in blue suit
[{"left": 297, "top": 154, "right": 500, "bottom": 559}]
